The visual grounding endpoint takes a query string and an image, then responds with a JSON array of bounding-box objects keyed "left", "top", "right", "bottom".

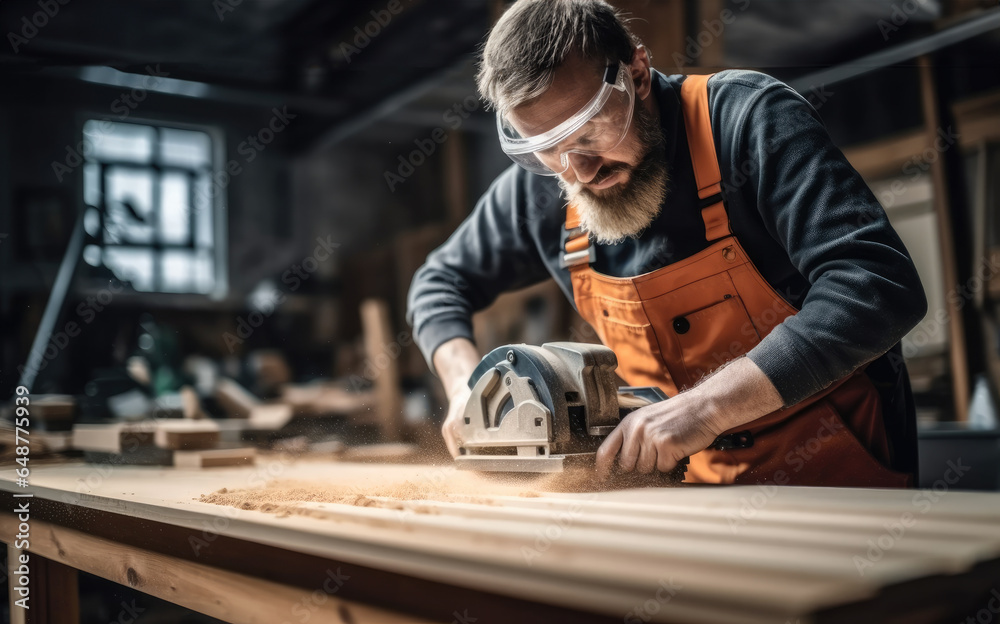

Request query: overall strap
[
  {"left": 562, "top": 204, "right": 594, "bottom": 270},
  {"left": 680, "top": 74, "right": 731, "bottom": 242}
]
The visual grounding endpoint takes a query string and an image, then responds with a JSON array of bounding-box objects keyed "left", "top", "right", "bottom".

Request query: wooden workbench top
[{"left": 3, "top": 459, "right": 1000, "bottom": 623}]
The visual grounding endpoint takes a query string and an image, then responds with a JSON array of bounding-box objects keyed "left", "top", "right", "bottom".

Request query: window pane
[
  {"left": 84, "top": 207, "right": 101, "bottom": 237},
  {"left": 162, "top": 250, "right": 193, "bottom": 293},
  {"left": 106, "top": 167, "right": 154, "bottom": 244},
  {"left": 85, "top": 121, "right": 154, "bottom": 163},
  {"left": 194, "top": 250, "right": 215, "bottom": 294},
  {"left": 160, "top": 172, "right": 190, "bottom": 244},
  {"left": 160, "top": 128, "right": 211, "bottom": 168},
  {"left": 103, "top": 247, "right": 154, "bottom": 291},
  {"left": 84, "top": 163, "right": 101, "bottom": 207},
  {"left": 194, "top": 173, "right": 213, "bottom": 248}
]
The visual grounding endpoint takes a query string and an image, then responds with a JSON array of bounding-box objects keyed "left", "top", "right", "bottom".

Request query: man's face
[{"left": 508, "top": 53, "right": 669, "bottom": 244}]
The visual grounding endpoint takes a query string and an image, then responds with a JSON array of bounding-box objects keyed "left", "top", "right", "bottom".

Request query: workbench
[{"left": 2, "top": 459, "right": 999, "bottom": 623}]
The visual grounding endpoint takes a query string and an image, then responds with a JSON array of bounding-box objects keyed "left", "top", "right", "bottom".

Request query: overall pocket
[
  {"left": 577, "top": 295, "right": 676, "bottom": 394},
  {"left": 673, "top": 295, "right": 761, "bottom": 384}
]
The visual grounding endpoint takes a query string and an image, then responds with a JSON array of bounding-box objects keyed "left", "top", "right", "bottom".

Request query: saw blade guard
[{"left": 455, "top": 342, "right": 624, "bottom": 468}]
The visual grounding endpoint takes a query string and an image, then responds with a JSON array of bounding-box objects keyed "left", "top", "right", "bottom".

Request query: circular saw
[{"left": 454, "top": 342, "right": 696, "bottom": 483}]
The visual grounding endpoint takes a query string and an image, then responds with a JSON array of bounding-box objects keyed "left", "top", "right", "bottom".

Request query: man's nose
[{"left": 566, "top": 152, "right": 603, "bottom": 183}]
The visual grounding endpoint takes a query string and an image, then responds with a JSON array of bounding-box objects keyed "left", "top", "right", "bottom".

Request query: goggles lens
[{"left": 497, "top": 61, "right": 635, "bottom": 176}]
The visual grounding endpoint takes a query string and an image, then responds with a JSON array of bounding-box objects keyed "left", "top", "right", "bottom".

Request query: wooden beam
[
  {"left": 360, "top": 299, "right": 405, "bottom": 442},
  {"left": 7, "top": 544, "right": 78, "bottom": 624},
  {"left": 0, "top": 515, "right": 431, "bottom": 624},
  {"left": 843, "top": 131, "right": 930, "bottom": 180},
  {"left": 614, "top": 0, "right": 686, "bottom": 70},
  {"left": 696, "top": 0, "right": 726, "bottom": 68},
  {"left": 919, "top": 55, "right": 969, "bottom": 421}
]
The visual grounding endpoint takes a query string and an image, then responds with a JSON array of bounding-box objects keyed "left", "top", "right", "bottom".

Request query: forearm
[
  {"left": 686, "top": 356, "right": 785, "bottom": 435},
  {"left": 432, "top": 337, "right": 480, "bottom": 399}
]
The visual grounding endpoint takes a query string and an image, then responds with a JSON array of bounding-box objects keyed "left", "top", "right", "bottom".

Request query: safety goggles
[{"left": 497, "top": 61, "right": 635, "bottom": 176}]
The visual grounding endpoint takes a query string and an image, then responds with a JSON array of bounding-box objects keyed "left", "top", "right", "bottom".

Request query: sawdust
[
  {"left": 199, "top": 475, "right": 502, "bottom": 519},
  {"left": 199, "top": 464, "right": 682, "bottom": 519}
]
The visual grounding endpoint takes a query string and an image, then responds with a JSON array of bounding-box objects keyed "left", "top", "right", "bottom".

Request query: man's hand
[
  {"left": 441, "top": 384, "right": 472, "bottom": 458},
  {"left": 595, "top": 396, "right": 723, "bottom": 478},
  {"left": 432, "top": 337, "right": 481, "bottom": 458},
  {"left": 595, "top": 357, "right": 785, "bottom": 479}
]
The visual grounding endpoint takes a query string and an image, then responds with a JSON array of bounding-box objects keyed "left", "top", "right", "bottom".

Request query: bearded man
[{"left": 406, "top": 0, "right": 927, "bottom": 487}]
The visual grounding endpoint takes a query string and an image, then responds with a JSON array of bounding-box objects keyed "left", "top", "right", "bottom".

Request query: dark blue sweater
[{"left": 406, "top": 69, "right": 927, "bottom": 469}]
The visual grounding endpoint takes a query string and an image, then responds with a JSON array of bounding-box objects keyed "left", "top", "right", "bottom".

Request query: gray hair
[{"left": 476, "top": 0, "right": 642, "bottom": 117}]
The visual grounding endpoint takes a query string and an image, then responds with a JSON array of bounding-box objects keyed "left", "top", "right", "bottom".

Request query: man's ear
[{"left": 631, "top": 45, "right": 653, "bottom": 100}]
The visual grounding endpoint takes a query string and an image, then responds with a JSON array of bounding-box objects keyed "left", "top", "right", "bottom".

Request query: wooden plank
[
  {"left": 179, "top": 385, "right": 205, "bottom": 420},
  {"left": 247, "top": 403, "right": 293, "bottom": 430},
  {"left": 153, "top": 419, "right": 220, "bottom": 450},
  {"left": 0, "top": 514, "right": 433, "bottom": 624},
  {"left": 173, "top": 447, "right": 256, "bottom": 469},
  {"left": 29, "top": 395, "right": 76, "bottom": 428},
  {"left": 74, "top": 420, "right": 223, "bottom": 452},
  {"left": 3, "top": 462, "right": 1000, "bottom": 623},
  {"left": 71, "top": 423, "right": 154, "bottom": 453},
  {"left": 335, "top": 443, "right": 419, "bottom": 462},
  {"left": 281, "top": 384, "right": 374, "bottom": 415},
  {"left": 216, "top": 378, "right": 294, "bottom": 428},
  {"left": 214, "top": 378, "right": 259, "bottom": 419}
]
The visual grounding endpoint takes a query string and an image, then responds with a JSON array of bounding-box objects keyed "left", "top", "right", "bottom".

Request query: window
[{"left": 81, "top": 120, "right": 223, "bottom": 295}]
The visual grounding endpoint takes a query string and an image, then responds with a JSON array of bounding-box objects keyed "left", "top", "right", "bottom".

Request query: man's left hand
[
  {"left": 595, "top": 391, "right": 723, "bottom": 478},
  {"left": 594, "top": 357, "right": 785, "bottom": 479}
]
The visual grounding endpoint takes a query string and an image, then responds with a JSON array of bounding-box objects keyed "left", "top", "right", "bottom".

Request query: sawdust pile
[{"left": 198, "top": 465, "right": 679, "bottom": 519}]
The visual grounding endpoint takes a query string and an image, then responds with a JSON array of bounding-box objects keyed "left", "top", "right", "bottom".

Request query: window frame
[{"left": 74, "top": 112, "right": 228, "bottom": 301}]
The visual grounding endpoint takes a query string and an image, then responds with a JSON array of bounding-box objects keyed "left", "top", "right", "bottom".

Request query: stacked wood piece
[{"left": 71, "top": 420, "right": 254, "bottom": 468}]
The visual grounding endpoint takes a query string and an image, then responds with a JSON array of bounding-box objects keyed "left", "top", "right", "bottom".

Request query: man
[{"left": 406, "top": 0, "right": 927, "bottom": 487}]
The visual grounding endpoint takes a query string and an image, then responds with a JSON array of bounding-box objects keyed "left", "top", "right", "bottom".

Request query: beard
[{"left": 558, "top": 101, "right": 669, "bottom": 245}]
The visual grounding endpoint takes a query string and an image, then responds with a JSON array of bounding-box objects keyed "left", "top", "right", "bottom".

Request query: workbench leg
[{"left": 8, "top": 544, "right": 79, "bottom": 624}]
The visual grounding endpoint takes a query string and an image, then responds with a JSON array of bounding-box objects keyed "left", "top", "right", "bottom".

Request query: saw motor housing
[{"left": 454, "top": 342, "right": 666, "bottom": 473}]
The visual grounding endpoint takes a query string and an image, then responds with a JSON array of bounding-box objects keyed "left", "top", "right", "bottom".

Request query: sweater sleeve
[
  {"left": 723, "top": 74, "right": 928, "bottom": 406},
  {"left": 405, "top": 165, "right": 553, "bottom": 373}
]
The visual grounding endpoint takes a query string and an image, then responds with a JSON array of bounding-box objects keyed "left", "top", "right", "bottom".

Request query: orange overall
[{"left": 563, "top": 74, "right": 912, "bottom": 488}]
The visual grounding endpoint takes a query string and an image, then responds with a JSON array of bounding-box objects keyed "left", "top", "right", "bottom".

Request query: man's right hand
[
  {"left": 432, "top": 337, "right": 481, "bottom": 458},
  {"left": 441, "top": 384, "right": 473, "bottom": 458}
]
